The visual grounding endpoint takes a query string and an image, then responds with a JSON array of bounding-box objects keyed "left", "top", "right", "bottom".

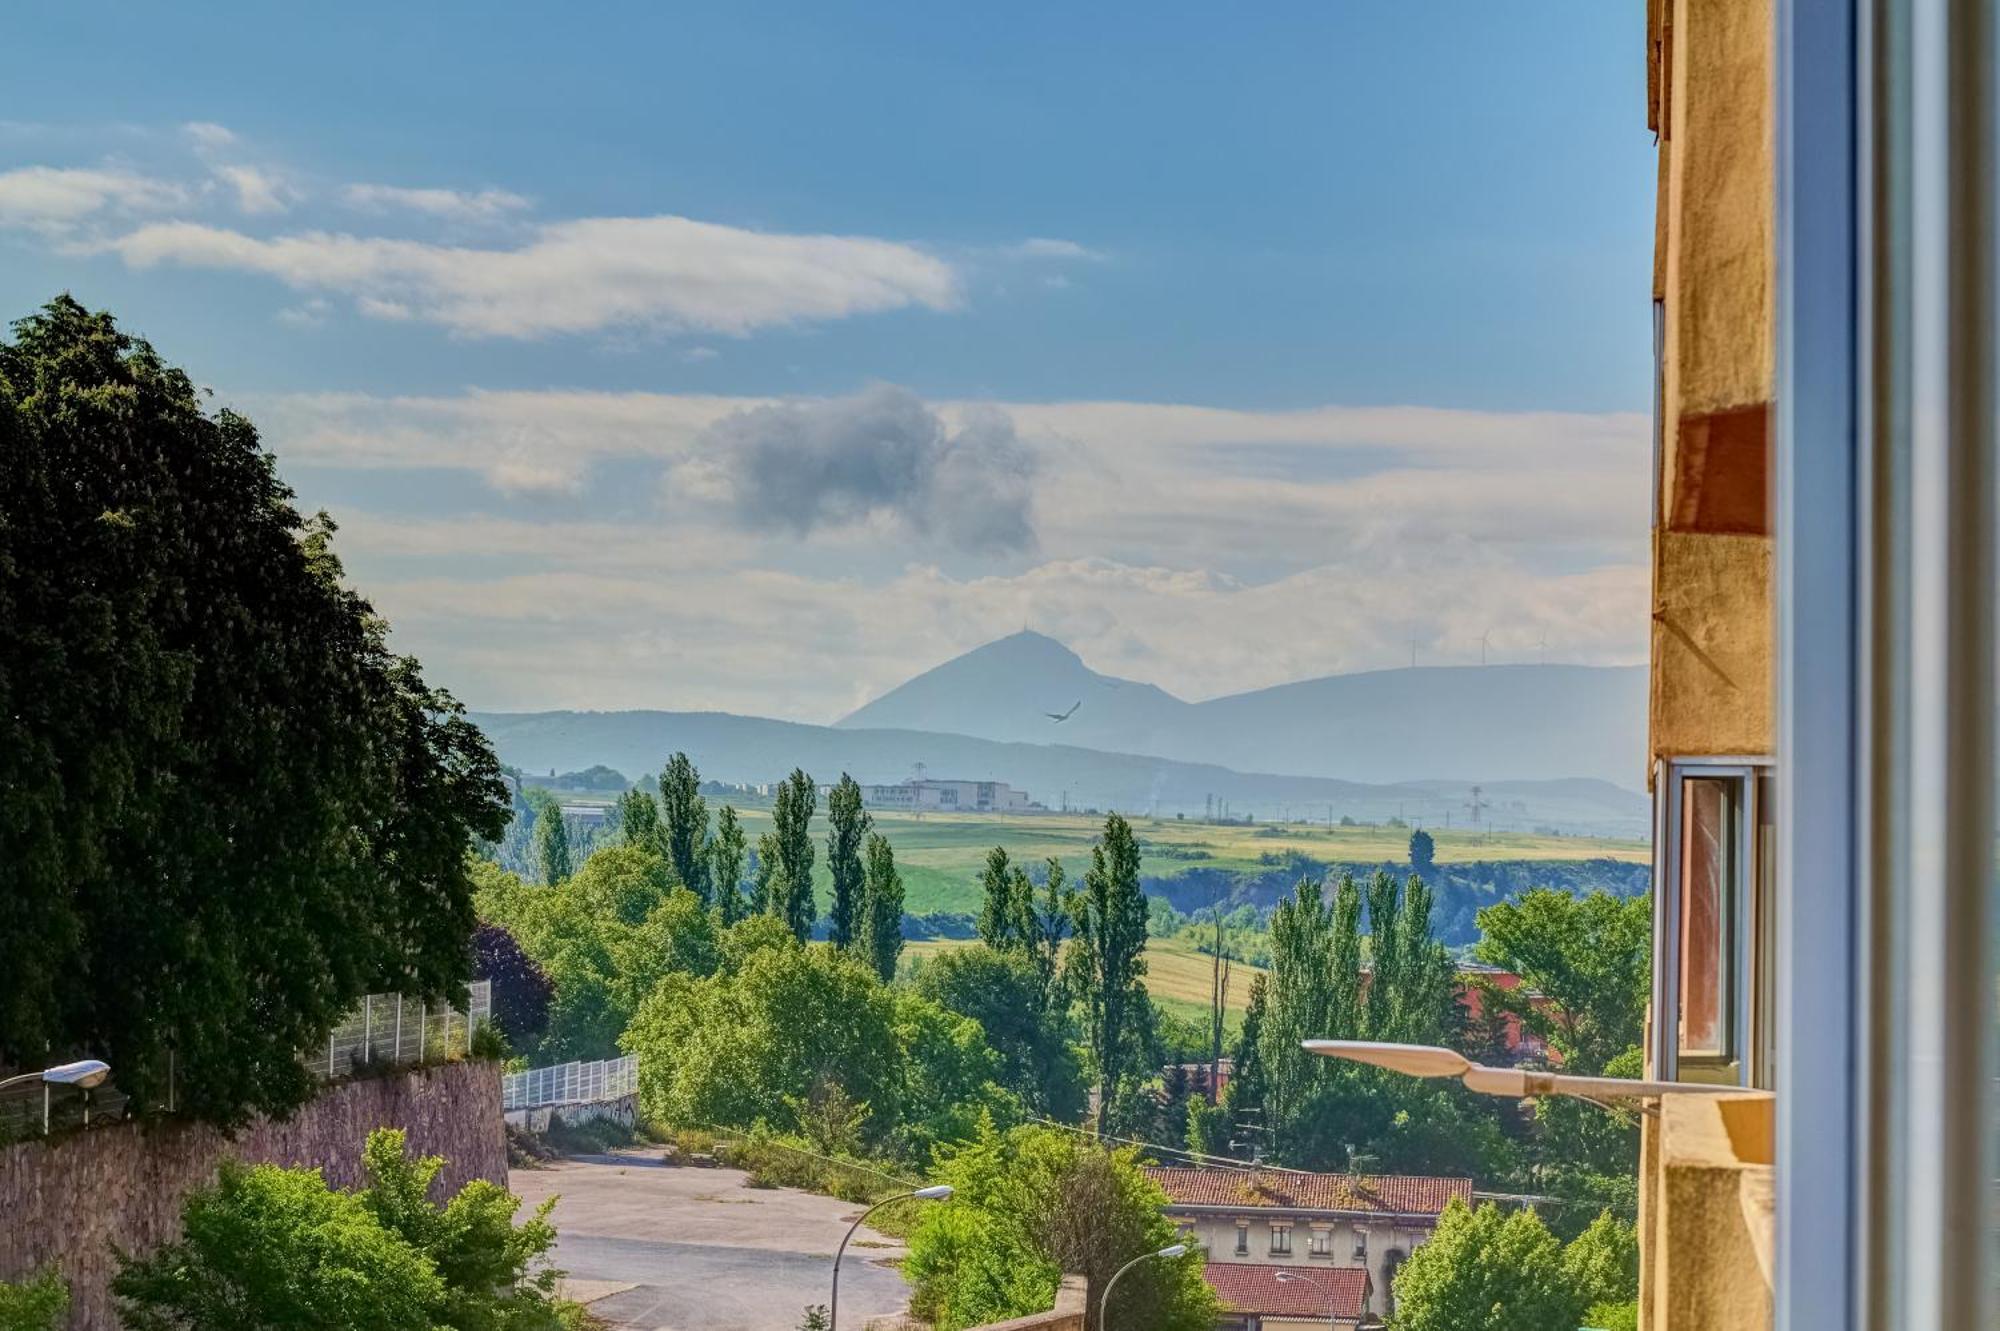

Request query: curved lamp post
[
  {"left": 1302, "top": 1040, "right": 1745, "bottom": 1105},
  {"left": 1275, "top": 1267, "right": 1340, "bottom": 1327},
  {"left": 1099, "top": 1242, "right": 1189, "bottom": 1331},
  {"left": 829, "top": 1183, "right": 952, "bottom": 1329},
  {"left": 0, "top": 1060, "right": 111, "bottom": 1134}
]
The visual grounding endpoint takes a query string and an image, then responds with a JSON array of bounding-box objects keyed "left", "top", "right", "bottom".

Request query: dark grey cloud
[{"left": 707, "top": 385, "right": 1037, "bottom": 553}]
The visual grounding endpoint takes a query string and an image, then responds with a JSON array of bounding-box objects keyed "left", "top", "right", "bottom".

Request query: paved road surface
[{"left": 510, "top": 1151, "right": 911, "bottom": 1331}]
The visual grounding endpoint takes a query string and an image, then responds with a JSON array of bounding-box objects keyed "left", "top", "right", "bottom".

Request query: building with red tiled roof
[
  {"left": 1203, "top": 1261, "right": 1372, "bottom": 1329},
  {"left": 1146, "top": 1166, "right": 1471, "bottom": 1322}
]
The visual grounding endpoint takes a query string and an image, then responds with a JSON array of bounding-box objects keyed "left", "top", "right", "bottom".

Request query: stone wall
[
  {"left": 0, "top": 1060, "right": 504, "bottom": 1329},
  {"left": 966, "top": 1275, "right": 1089, "bottom": 1331}
]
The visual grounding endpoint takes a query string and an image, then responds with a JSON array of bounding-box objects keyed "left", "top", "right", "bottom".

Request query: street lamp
[
  {"left": 0, "top": 1060, "right": 111, "bottom": 1134},
  {"left": 829, "top": 1184, "right": 952, "bottom": 1330},
  {"left": 1275, "top": 1267, "right": 1340, "bottom": 1327},
  {"left": 1301, "top": 1040, "right": 1745, "bottom": 1104},
  {"left": 1099, "top": 1242, "right": 1190, "bottom": 1330}
]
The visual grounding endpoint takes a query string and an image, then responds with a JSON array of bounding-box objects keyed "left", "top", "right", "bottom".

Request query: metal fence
[
  {"left": 502, "top": 1055, "right": 638, "bottom": 1111},
  {"left": 0, "top": 981, "right": 491, "bottom": 1141},
  {"left": 311, "top": 981, "right": 492, "bottom": 1081}
]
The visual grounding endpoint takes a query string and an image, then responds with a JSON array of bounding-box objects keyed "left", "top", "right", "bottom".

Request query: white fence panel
[{"left": 502, "top": 1055, "right": 637, "bottom": 1111}]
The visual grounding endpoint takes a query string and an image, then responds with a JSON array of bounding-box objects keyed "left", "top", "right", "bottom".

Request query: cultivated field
[{"left": 907, "top": 933, "right": 1267, "bottom": 1032}]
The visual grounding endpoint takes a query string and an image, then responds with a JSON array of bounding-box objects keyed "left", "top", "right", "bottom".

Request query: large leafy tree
[
  {"left": 1389, "top": 1198, "right": 1627, "bottom": 1331},
  {"left": 0, "top": 298, "right": 507, "bottom": 1125},
  {"left": 1472, "top": 888, "right": 1651, "bottom": 1074},
  {"left": 825, "top": 774, "right": 871, "bottom": 949},
  {"left": 532, "top": 806, "right": 573, "bottom": 886},
  {"left": 859, "top": 831, "right": 905, "bottom": 981},
  {"left": 904, "top": 1121, "right": 1217, "bottom": 1331},
  {"left": 759, "top": 768, "right": 818, "bottom": 940},
  {"left": 915, "top": 945, "right": 1086, "bottom": 1120},
  {"left": 658, "top": 752, "right": 712, "bottom": 902},
  {"left": 1069, "top": 813, "right": 1149, "bottom": 1131},
  {"left": 469, "top": 922, "right": 553, "bottom": 1052}
]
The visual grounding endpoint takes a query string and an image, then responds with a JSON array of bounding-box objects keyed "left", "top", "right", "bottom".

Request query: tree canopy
[{"left": 0, "top": 297, "right": 507, "bottom": 1124}]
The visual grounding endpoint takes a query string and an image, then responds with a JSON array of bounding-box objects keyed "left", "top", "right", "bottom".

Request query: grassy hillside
[
  {"left": 716, "top": 806, "right": 1647, "bottom": 915},
  {"left": 907, "top": 933, "right": 1263, "bottom": 1035}
]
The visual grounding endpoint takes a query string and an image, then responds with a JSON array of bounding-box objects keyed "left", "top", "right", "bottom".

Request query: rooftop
[
  {"left": 1145, "top": 1166, "right": 1471, "bottom": 1217},
  {"left": 1201, "top": 1261, "right": 1371, "bottom": 1321}
]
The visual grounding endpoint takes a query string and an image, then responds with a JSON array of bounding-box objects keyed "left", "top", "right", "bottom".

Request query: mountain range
[
  {"left": 838, "top": 631, "right": 1646, "bottom": 787},
  {"left": 467, "top": 631, "right": 1650, "bottom": 837}
]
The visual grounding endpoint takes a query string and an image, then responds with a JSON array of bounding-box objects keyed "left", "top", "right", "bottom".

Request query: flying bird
[{"left": 1045, "top": 700, "right": 1082, "bottom": 723}]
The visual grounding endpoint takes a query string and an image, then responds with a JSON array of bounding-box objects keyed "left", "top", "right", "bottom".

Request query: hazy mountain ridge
[
  {"left": 836, "top": 631, "right": 1647, "bottom": 787},
  {"left": 469, "top": 707, "right": 1650, "bottom": 836}
]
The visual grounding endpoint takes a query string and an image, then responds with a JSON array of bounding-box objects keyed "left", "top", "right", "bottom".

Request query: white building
[
  {"left": 1144, "top": 1166, "right": 1471, "bottom": 1324},
  {"left": 862, "top": 778, "right": 1034, "bottom": 813}
]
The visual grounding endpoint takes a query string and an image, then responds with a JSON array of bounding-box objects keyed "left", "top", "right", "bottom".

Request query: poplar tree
[
  {"left": 976, "top": 846, "right": 1026, "bottom": 951},
  {"left": 859, "top": 832, "right": 904, "bottom": 981},
  {"left": 658, "top": 752, "right": 711, "bottom": 902},
  {"left": 1028, "top": 858, "right": 1075, "bottom": 1014},
  {"left": 614, "top": 787, "right": 661, "bottom": 851},
  {"left": 710, "top": 805, "right": 747, "bottom": 924},
  {"left": 1364, "top": 869, "right": 1403, "bottom": 1040},
  {"left": 763, "top": 768, "right": 818, "bottom": 940},
  {"left": 825, "top": 774, "right": 871, "bottom": 949},
  {"left": 533, "top": 807, "right": 572, "bottom": 885},
  {"left": 1069, "top": 813, "right": 1149, "bottom": 1131}
]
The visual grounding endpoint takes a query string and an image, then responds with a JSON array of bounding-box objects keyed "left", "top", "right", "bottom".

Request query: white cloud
[
  {"left": 104, "top": 215, "right": 963, "bottom": 339},
  {"left": 0, "top": 166, "right": 188, "bottom": 232},
  {"left": 1012, "top": 237, "right": 1101, "bottom": 260},
  {"left": 341, "top": 182, "right": 532, "bottom": 220},
  {"left": 181, "top": 121, "right": 239, "bottom": 150},
  {"left": 215, "top": 164, "right": 293, "bottom": 215}
]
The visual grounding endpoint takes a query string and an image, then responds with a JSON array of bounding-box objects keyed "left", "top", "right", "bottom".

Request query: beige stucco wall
[
  {"left": 1649, "top": 529, "right": 1774, "bottom": 762},
  {"left": 1642, "top": 1093, "right": 1774, "bottom": 1331},
  {"left": 0, "top": 1061, "right": 505, "bottom": 1330}
]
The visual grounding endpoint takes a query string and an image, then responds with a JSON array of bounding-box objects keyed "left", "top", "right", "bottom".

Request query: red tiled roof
[
  {"left": 1146, "top": 1166, "right": 1471, "bottom": 1217},
  {"left": 1202, "top": 1262, "right": 1370, "bottom": 1320}
]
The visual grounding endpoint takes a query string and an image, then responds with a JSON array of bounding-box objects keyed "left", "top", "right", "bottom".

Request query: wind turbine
[{"left": 1479, "top": 628, "right": 1493, "bottom": 666}]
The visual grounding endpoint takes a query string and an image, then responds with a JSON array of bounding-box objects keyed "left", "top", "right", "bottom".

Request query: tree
[
  {"left": 796, "top": 1308, "right": 831, "bottom": 1331},
  {"left": 114, "top": 1128, "right": 569, "bottom": 1331},
  {"left": 470, "top": 922, "right": 553, "bottom": 1051},
  {"left": 1069, "top": 814, "right": 1150, "bottom": 1131},
  {"left": 533, "top": 807, "right": 573, "bottom": 885},
  {"left": 859, "top": 831, "right": 905, "bottom": 982},
  {"left": 710, "top": 804, "right": 748, "bottom": 924},
  {"left": 904, "top": 1122, "right": 1218, "bottom": 1331},
  {"left": 1409, "top": 827, "right": 1436, "bottom": 876},
  {"left": 976, "top": 847, "right": 1029, "bottom": 951},
  {"left": 915, "top": 946, "right": 1086, "bottom": 1120},
  {"left": 658, "top": 752, "right": 712, "bottom": 902},
  {"left": 826, "top": 774, "right": 871, "bottom": 949},
  {"left": 0, "top": 1272, "right": 67, "bottom": 1331},
  {"left": 0, "top": 298, "right": 508, "bottom": 1126},
  {"left": 1027, "top": 858, "right": 1076, "bottom": 1015},
  {"left": 1388, "top": 1199, "right": 1582, "bottom": 1331},
  {"left": 1562, "top": 1210, "right": 1640, "bottom": 1313},
  {"left": 614, "top": 787, "right": 661, "bottom": 851},
  {"left": 761, "top": 769, "right": 819, "bottom": 940},
  {"left": 1472, "top": 888, "right": 1651, "bottom": 1074}
]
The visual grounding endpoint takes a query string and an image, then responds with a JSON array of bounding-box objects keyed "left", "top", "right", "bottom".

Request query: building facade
[
  {"left": 861, "top": 778, "right": 1034, "bottom": 812},
  {"left": 1144, "top": 1166, "right": 1468, "bottom": 1322}
]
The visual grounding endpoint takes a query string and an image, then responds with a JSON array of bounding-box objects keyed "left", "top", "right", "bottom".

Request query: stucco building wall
[{"left": 0, "top": 1060, "right": 504, "bottom": 1330}]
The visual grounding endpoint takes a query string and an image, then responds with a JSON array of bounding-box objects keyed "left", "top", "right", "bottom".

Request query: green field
[
  {"left": 715, "top": 806, "right": 1648, "bottom": 916},
  {"left": 908, "top": 933, "right": 1263, "bottom": 1034}
]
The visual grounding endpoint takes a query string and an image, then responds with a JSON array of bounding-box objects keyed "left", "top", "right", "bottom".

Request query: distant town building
[
  {"left": 1145, "top": 1166, "right": 1471, "bottom": 1324},
  {"left": 861, "top": 778, "right": 1036, "bottom": 813},
  {"left": 558, "top": 803, "right": 611, "bottom": 829}
]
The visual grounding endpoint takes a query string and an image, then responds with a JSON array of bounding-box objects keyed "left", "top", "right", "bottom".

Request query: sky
[{"left": 1, "top": 2, "right": 1656, "bottom": 722}]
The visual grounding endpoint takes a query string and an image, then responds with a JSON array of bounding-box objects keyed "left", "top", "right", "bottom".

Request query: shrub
[
  {"left": 471, "top": 1018, "right": 512, "bottom": 1061},
  {"left": 115, "top": 1128, "right": 573, "bottom": 1331},
  {"left": 0, "top": 1272, "right": 68, "bottom": 1331}
]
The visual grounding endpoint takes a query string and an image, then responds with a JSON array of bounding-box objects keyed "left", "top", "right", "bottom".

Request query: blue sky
[{"left": 1, "top": 2, "right": 1656, "bottom": 720}]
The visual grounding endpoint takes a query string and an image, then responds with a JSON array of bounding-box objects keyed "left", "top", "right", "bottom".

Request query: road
[{"left": 510, "top": 1150, "right": 912, "bottom": 1331}]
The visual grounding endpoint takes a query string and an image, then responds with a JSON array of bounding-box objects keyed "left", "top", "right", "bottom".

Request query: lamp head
[
  {"left": 42, "top": 1059, "right": 110, "bottom": 1089},
  {"left": 912, "top": 1184, "right": 954, "bottom": 1201},
  {"left": 1275, "top": 1269, "right": 1309, "bottom": 1284},
  {"left": 1301, "top": 1040, "right": 1471, "bottom": 1079},
  {"left": 1156, "top": 1243, "right": 1188, "bottom": 1259}
]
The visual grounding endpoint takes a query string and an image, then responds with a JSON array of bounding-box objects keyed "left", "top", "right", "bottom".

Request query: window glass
[{"left": 1678, "top": 775, "right": 1736, "bottom": 1060}]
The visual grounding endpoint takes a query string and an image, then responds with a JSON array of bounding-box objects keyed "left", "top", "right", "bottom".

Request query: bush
[
  {"left": 115, "top": 1128, "right": 575, "bottom": 1331},
  {"left": 0, "top": 1272, "right": 68, "bottom": 1331},
  {"left": 471, "top": 1018, "right": 512, "bottom": 1061}
]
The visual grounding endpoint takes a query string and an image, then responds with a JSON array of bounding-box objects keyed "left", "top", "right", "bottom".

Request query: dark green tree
[
  {"left": 533, "top": 808, "right": 573, "bottom": 886},
  {"left": 1409, "top": 827, "right": 1436, "bottom": 876},
  {"left": 0, "top": 298, "right": 507, "bottom": 1125},
  {"left": 1472, "top": 888, "right": 1651, "bottom": 1074},
  {"left": 1365, "top": 870, "right": 1403, "bottom": 1039},
  {"left": 825, "top": 774, "right": 871, "bottom": 949},
  {"left": 710, "top": 804, "right": 748, "bottom": 924},
  {"left": 860, "top": 831, "right": 905, "bottom": 982},
  {"left": 1069, "top": 813, "right": 1150, "bottom": 1131},
  {"left": 1027, "top": 858, "right": 1076, "bottom": 1016},
  {"left": 658, "top": 752, "right": 711, "bottom": 902},
  {"left": 614, "top": 787, "right": 661, "bottom": 852},
  {"left": 976, "top": 846, "right": 1029, "bottom": 951},
  {"left": 915, "top": 945, "right": 1085, "bottom": 1120},
  {"left": 761, "top": 768, "right": 818, "bottom": 940}
]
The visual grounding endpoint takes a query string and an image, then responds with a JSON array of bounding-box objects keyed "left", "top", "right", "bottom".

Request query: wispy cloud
[
  {"left": 1011, "top": 237, "right": 1102, "bottom": 260},
  {"left": 106, "top": 215, "right": 963, "bottom": 339},
  {"left": 341, "top": 182, "right": 532, "bottom": 221},
  {"left": 0, "top": 165, "right": 188, "bottom": 233},
  {"left": 214, "top": 164, "right": 293, "bottom": 215}
]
